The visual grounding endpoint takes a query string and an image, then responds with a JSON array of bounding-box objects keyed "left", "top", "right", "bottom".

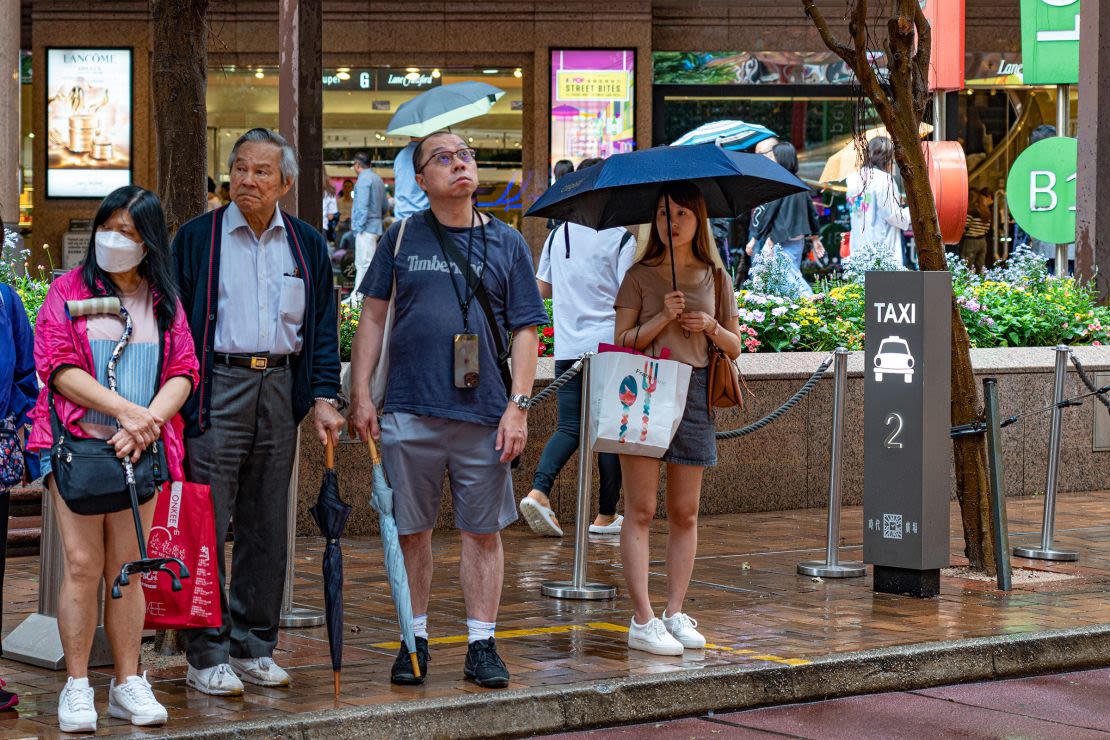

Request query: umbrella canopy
[
  {"left": 524, "top": 143, "right": 808, "bottom": 231},
  {"left": 672, "top": 119, "right": 777, "bottom": 151},
  {"left": 367, "top": 438, "right": 420, "bottom": 679},
  {"left": 309, "top": 440, "right": 352, "bottom": 698},
  {"left": 818, "top": 122, "right": 934, "bottom": 183},
  {"left": 386, "top": 81, "right": 505, "bottom": 138}
]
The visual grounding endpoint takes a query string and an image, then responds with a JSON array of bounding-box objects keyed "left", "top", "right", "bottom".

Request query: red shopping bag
[{"left": 142, "top": 481, "right": 221, "bottom": 630}]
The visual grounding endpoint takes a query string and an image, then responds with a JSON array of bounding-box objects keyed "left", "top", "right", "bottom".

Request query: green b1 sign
[
  {"left": 1005, "top": 137, "right": 1077, "bottom": 244},
  {"left": 1021, "top": 0, "right": 1080, "bottom": 85}
]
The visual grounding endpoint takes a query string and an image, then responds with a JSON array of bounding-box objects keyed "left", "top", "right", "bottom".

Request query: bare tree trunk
[
  {"left": 803, "top": 0, "right": 994, "bottom": 571},
  {"left": 150, "top": 0, "right": 209, "bottom": 653},
  {"left": 151, "top": 0, "right": 209, "bottom": 235}
]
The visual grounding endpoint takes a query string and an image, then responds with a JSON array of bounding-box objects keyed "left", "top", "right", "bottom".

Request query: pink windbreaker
[{"left": 27, "top": 269, "right": 200, "bottom": 481}]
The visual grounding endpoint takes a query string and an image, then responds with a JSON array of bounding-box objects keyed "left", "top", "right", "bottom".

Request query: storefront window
[{"left": 549, "top": 49, "right": 635, "bottom": 173}]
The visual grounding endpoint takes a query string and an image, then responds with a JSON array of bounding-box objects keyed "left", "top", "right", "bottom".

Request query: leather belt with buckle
[{"left": 214, "top": 353, "right": 292, "bottom": 370}]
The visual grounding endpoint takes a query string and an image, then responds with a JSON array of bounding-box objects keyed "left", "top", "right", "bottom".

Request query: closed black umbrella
[{"left": 309, "top": 439, "right": 352, "bottom": 698}]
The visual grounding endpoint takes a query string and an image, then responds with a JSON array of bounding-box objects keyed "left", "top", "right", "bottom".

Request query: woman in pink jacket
[{"left": 27, "top": 186, "right": 198, "bottom": 733}]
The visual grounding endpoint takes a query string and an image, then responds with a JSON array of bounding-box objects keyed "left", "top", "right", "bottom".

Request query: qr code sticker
[{"left": 883, "top": 514, "right": 903, "bottom": 540}]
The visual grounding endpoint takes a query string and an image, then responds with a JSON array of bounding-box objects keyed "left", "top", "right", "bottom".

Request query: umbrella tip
[
  {"left": 334, "top": 671, "right": 341, "bottom": 697},
  {"left": 410, "top": 653, "right": 422, "bottom": 679}
]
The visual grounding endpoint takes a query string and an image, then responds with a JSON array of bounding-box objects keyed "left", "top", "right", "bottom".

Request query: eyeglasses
[{"left": 417, "top": 147, "right": 476, "bottom": 174}]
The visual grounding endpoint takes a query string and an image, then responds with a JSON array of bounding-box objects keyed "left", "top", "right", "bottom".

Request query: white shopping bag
[{"left": 589, "top": 351, "right": 692, "bottom": 458}]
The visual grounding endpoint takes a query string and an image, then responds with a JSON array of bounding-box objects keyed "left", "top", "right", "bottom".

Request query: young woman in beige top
[{"left": 613, "top": 181, "right": 743, "bottom": 655}]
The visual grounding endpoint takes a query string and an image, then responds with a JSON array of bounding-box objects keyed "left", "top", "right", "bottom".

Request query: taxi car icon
[{"left": 874, "top": 336, "right": 914, "bottom": 383}]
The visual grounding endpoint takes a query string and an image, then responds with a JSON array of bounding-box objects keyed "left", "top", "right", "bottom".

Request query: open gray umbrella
[
  {"left": 386, "top": 81, "right": 505, "bottom": 138},
  {"left": 366, "top": 437, "right": 420, "bottom": 679}
]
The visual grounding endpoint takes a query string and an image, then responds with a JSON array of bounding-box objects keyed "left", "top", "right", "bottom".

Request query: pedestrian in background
[
  {"left": 545, "top": 159, "right": 575, "bottom": 231},
  {"left": 613, "top": 182, "right": 742, "bottom": 656},
  {"left": 520, "top": 157, "right": 633, "bottom": 538},
  {"left": 349, "top": 131, "right": 548, "bottom": 690},
  {"left": 27, "top": 186, "right": 198, "bottom": 732},
  {"left": 845, "top": 136, "right": 910, "bottom": 265},
  {"left": 206, "top": 178, "right": 221, "bottom": 213},
  {"left": 322, "top": 174, "right": 339, "bottom": 244},
  {"left": 350, "top": 152, "right": 389, "bottom": 300},
  {"left": 172, "top": 128, "right": 345, "bottom": 698},
  {"left": 0, "top": 216, "right": 38, "bottom": 715},
  {"left": 961, "top": 187, "right": 991, "bottom": 273},
  {"left": 392, "top": 136, "right": 430, "bottom": 220}
]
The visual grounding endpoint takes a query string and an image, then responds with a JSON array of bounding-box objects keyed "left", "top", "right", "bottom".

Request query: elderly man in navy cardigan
[{"left": 172, "top": 128, "right": 345, "bottom": 697}]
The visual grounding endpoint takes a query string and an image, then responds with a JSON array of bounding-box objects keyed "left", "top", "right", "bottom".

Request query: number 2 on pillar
[{"left": 885, "top": 412, "right": 905, "bottom": 449}]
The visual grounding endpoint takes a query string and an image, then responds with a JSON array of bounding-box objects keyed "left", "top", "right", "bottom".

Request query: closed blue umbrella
[
  {"left": 673, "top": 120, "right": 777, "bottom": 151},
  {"left": 524, "top": 143, "right": 807, "bottom": 289},
  {"left": 366, "top": 437, "right": 420, "bottom": 679},
  {"left": 386, "top": 81, "right": 505, "bottom": 138}
]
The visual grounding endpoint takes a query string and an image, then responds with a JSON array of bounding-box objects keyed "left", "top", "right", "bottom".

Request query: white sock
[
  {"left": 466, "top": 618, "right": 495, "bottom": 644},
  {"left": 631, "top": 615, "right": 654, "bottom": 628},
  {"left": 412, "top": 614, "right": 428, "bottom": 640},
  {"left": 68, "top": 676, "right": 90, "bottom": 689}
]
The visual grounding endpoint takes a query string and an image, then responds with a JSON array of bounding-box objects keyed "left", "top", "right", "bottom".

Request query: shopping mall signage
[
  {"left": 377, "top": 71, "right": 440, "bottom": 91},
  {"left": 556, "top": 71, "right": 629, "bottom": 101},
  {"left": 864, "top": 271, "right": 952, "bottom": 596},
  {"left": 1021, "top": 0, "right": 1080, "bottom": 85},
  {"left": 1006, "top": 136, "right": 1078, "bottom": 244},
  {"left": 322, "top": 69, "right": 375, "bottom": 91},
  {"left": 320, "top": 69, "right": 442, "bottom": 92},
  {"left": 45, "top": 47, "right": 133, "bottom": 199}
]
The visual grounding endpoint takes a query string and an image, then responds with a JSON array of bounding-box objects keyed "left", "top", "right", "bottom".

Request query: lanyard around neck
[{"left": 428, "top": 209, "right": 488, "bottom": 333}]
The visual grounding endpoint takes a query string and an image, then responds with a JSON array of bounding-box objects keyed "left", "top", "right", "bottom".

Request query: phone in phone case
[{"left": 453, "top": 333, "right": 480, "bottom": 389}]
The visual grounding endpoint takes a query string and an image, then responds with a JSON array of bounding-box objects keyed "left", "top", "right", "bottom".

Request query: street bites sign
[
  {"left": 556, "top": 71, "right": 629, "bottom": 101},
  {"left": 46, "top": 48, "right": 133, "bottom": 199}
]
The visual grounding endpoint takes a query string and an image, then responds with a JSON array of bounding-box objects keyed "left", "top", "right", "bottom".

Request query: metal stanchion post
[
  {"left": 2, "top": 485, "right": 113, "bottom": 669},
  {"left": 1055, "top": 84, "right": 1070, "bottom": 278},
  {"left": 983, "top": 378, "right": 1012, "bottom": 591},
  {"left": 542, "top": 354, "right": 616, "bottom": 600},
  {"left": 1013, "top": 345, "right": 1079, "bottom": 561},
  {"left": 279, "top": 434, "right": 326, "bottom": 627},
  {"left": 799, "top": 348, "right": 865, "bottom": 578}
]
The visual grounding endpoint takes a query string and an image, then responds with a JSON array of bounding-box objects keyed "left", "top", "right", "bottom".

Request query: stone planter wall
[{"left": 295, "top": 348, "right": 1110, "bottom": 536}]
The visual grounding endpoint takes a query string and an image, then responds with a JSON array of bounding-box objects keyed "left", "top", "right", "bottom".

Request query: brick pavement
[{"left": 2, "top": 492, "right": 1110, "bottom": 737}]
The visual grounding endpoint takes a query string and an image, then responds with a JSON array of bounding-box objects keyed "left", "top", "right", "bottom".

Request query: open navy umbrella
[
  {"left": 387, "top": 81, "right": 505, "bottom": 138},
  {"left": 308, "top": 439, "right": 352, "bottom": 698},
  {"left": 524, "top": 143, "right": 808, "bottom": 288},
  {"left": 673, "top": 120, "right": 777, "bottom": 151}
]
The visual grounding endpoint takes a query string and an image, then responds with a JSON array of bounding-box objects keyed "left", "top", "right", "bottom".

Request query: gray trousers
[{"left": 183, "top": 364, "right": 297, "bottom": 668}]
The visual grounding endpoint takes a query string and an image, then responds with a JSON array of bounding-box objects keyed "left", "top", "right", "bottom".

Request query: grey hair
[{"left": 227, "top": 128, "right": 300, "bottom": 182}]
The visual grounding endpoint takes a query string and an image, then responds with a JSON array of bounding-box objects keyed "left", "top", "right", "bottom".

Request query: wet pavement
[
  {"left": 552, "top": 666, "right": 1110, "bottom": 738},
  {"left": 2, "top": 491, "right": 1110, "bottom": 737}
]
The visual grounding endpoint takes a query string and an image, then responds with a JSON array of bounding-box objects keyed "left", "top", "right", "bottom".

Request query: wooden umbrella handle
[
  {"left": 367, "top": 437, "right": 382, "bottom": 465},
  {"left": 325, "top": 437, "right": 335, "bottom": 469}
]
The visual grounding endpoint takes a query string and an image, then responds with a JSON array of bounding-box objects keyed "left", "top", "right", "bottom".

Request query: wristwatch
[
  {"left": 315, "top": 394, "right": 349, "bottom": 412},
  {"left": 509, "top": 394, "right": 531, "bottom": 411}
]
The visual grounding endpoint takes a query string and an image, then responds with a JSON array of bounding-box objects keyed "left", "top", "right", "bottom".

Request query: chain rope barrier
[
  {"left": 525, "top": 358, "right": 584, "bottom": 410},
  {"left": 1069, "top": 352, "right": 1110, "bottom": 415},
  {"left": 716, "top": 353, "right": 836, "bottom": 440}
]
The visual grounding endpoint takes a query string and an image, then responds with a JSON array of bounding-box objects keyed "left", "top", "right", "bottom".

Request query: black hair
[
  {"left": 412, "top": 131, "right": 458, "bottom": 174},
  {"left": 353, "top": 152, "right": 372, "bottom": 168},
  {"left": 207, "top": 177, "right": 216, "bottom": 194},
  {"left": 771, "top": 141, "right": 799, "bottom": 174},
  {"left": 553, "top": 159, "right": 575, "bottom": 179},
  {"left": 1030, "top": 124, "right": 1056, "bottom": 145},
  {"left": 82, "top": 185, "right": 179, "bottom": 333},
  {"left": 576, "top": 157, "right": 602, "bottom": 172}
]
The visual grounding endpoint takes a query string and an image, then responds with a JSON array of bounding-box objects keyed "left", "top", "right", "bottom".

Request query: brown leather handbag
[{"left": 706, "top": 268, "right": 744, "bottom": 411}]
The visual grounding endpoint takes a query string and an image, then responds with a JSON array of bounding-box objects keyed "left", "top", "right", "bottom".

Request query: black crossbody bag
[{"left": 49, "top": 393, "right": 168, "bottom": 515}]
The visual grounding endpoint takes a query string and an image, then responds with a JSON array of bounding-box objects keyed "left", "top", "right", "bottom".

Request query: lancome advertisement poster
[
  {"left": 46, "top": 48, "right": 133, "bottom": 199},
  {"left": 550, "top": 50, "right": 635, "bottom": 171}
]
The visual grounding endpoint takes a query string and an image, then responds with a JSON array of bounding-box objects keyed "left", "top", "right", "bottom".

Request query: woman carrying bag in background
[
  {"left": 613, "top": 182, "right": 743, "bottom": 656},
  {"left": 26, "top": 186, "right": 198, "bottom": 733},
  {"left": 0, "top": 216, "right": 39, "bottom": 713}
]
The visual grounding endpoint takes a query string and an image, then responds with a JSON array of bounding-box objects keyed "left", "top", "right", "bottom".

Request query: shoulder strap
[
  {"left": 618, "top": 230, "right": 634, "bottom": 252},
  {"left": 433, "top": 221, "right": 513, "bottom": 392}
]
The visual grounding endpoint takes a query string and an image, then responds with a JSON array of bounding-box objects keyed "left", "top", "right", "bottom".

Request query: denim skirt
[{"left": 661, "top": 367, "right": 717, "bottom": 467}]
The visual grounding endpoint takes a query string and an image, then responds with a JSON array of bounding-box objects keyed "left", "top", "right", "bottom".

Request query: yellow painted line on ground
[{"left": 372, "top": 620, "right": 811, "bottom": 666}]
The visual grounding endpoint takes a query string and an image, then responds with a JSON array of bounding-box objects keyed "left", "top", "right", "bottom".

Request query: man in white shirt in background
[{"left": 519, "top": 157, "right": 635, "bottom": 537}]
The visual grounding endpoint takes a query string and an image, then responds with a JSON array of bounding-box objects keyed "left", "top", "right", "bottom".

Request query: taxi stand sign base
[
  {"left": 863, "top": 272, "right": 952, "bottom": 598},
  {"left": 798, "top": 348, "right": 865, "bottom": 579},
  {"left": 541, "top": 354, "right": 617, "bottom": 601}
]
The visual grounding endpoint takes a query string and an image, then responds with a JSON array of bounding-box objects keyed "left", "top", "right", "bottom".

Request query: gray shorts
[{"left": 380, "top": 412, "right": 518, "bottom": 535}]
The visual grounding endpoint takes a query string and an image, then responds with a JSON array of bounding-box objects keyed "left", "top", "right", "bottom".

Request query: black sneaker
[
  {"left": 390, "top": 636, "right": 429, "bottom": 686},
  {"left": 463, "top": 638, "right": 510, "bottom": 689}
]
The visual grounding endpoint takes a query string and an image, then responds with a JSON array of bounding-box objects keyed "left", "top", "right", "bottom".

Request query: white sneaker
[
  {"left": 662, "top": 611, "right": 707, "bottom": 649},
  {"left": 186, "top": 662, "right": 244, "bottom": 696},
  {"left": 108, "top": 672, "right": 167, "bottom": 727},
  {"left": 230, "top": 656, "right": 291, "bottom": 687},
  {"left": 589, "top": 514, "right": 624, "bottom": 535},
  {"left": 57, "top": 677, "right": 97, "bottom": 733},
  {"left": 627, "top": 617, "right": 684, "bottom": 656}
]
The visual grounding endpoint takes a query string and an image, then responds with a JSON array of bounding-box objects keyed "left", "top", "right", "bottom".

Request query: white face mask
[{"left": 95, "top": 230, "right": 146, "bottom": 273}]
